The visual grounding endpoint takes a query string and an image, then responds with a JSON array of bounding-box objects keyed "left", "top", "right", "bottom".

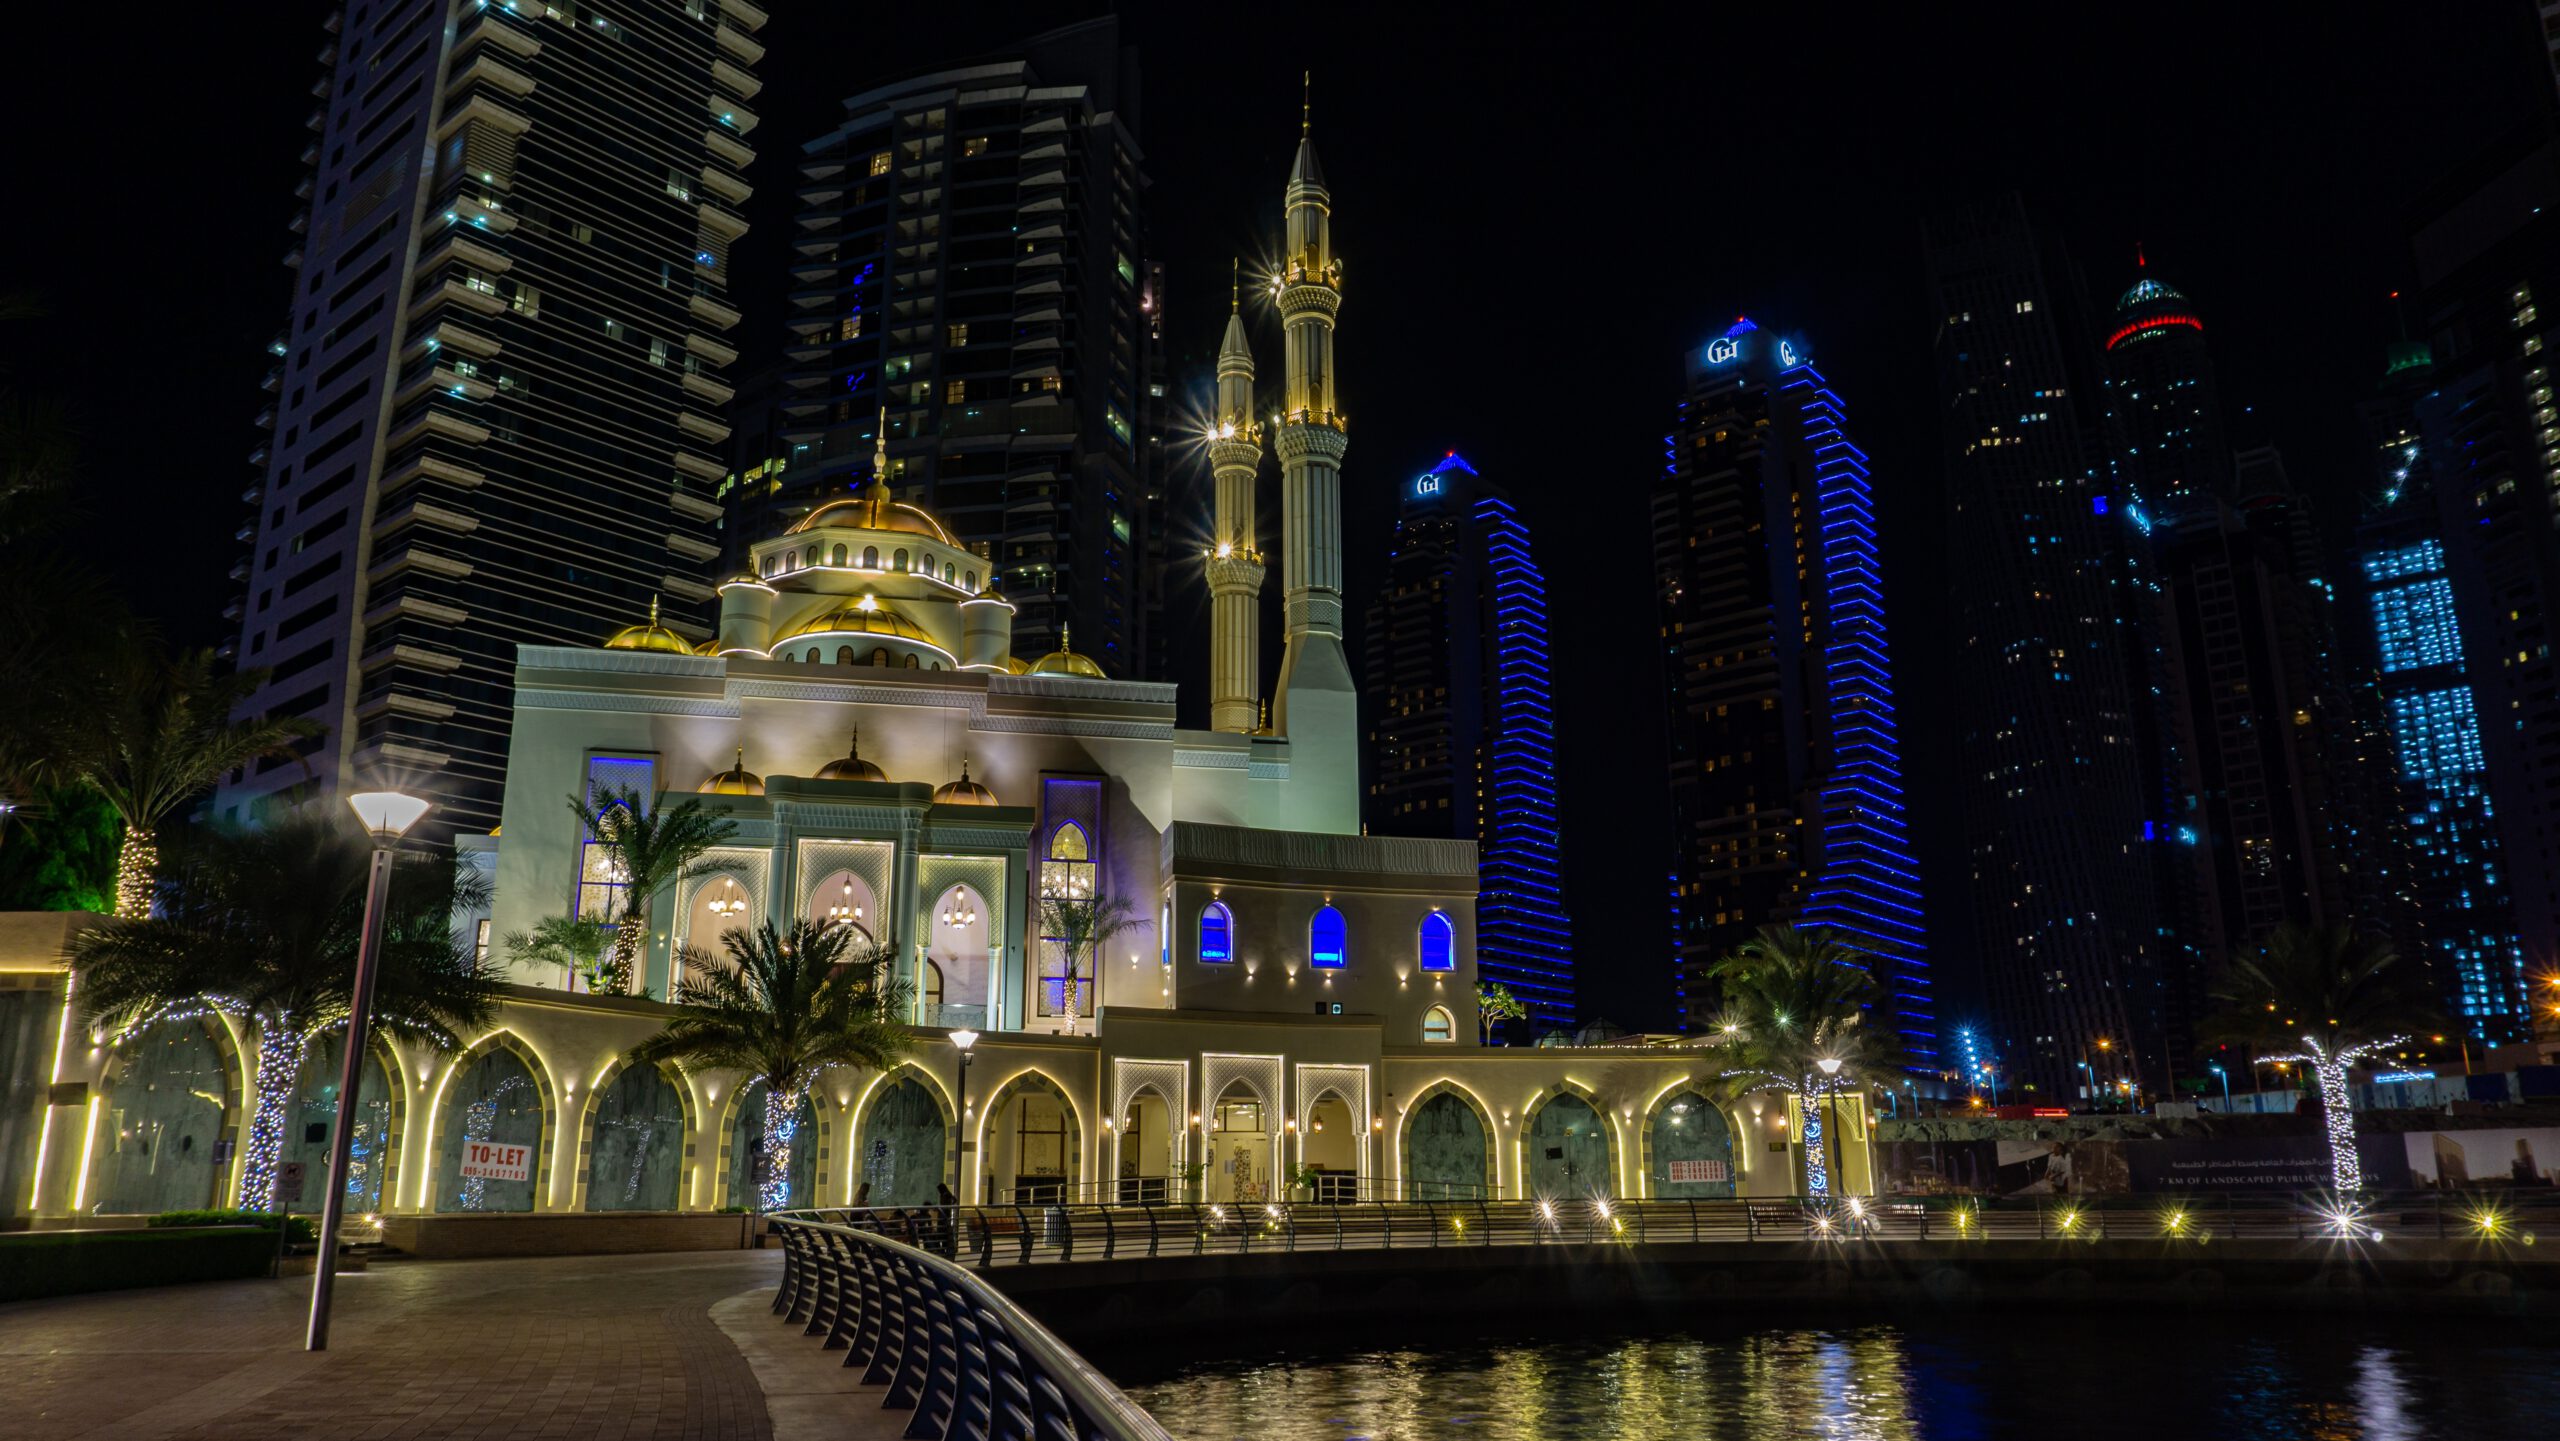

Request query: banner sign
[
  {"left": 1667, "top": 1160, "right": 1729, "bottom": 1184},
  {"left": 458, "top": 1140, "right": 533, "bottom": 1183}
]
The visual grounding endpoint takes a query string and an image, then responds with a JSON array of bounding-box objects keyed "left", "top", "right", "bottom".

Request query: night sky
[{"left": 11, "top": 3, "right": 2547, "bottom": 1031}]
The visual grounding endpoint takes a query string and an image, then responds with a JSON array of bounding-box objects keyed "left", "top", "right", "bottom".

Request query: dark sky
[{"left": 12, "top": 3, "right": 2547, "bottom": 1031}]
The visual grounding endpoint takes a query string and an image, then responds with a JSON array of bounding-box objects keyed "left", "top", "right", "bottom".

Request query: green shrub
[
  {"left": 147, "top": 1209, "right": 319, "bottom": 1244},
  {"left": 0, "top": 1227, "right": 279, "bottom": 1303}
]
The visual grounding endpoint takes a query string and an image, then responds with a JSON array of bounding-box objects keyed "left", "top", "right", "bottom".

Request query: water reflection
[{"left": 1113, "top": 1316, "right": 2558, "bottom": 1441}]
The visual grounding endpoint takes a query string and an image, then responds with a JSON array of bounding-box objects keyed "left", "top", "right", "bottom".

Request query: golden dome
[
  {"left": 603, "top": 597, "right": 694, "bottom": 655},
  {"left": 1002, "top": 655, "right": 1032, "bottom": 675},
  {"left": 931, "top": 759, "right": 998, "bottom": 807},
  {"left": 785, "top": 475, "right": 956, "bottom": 544},
  {"left": 787, "top": 593, "right": 937, "bottom": 648},
  {"left": 814, "top": 732, "right": 887, "bottom": 784},
  {"left": 1028, "top": 622, "right": 1104, "bottom": 679},
  {"left": 703, "top": 747, "right": 764, "bottom": 796}
]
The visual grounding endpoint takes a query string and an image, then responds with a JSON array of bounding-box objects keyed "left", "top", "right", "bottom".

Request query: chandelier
[
  {"left": 825, "top": 879, "right": 864, "bottom": 928},
  {"left": 940, "top": 890, "right": 979, "bottom": 927},
  {"left": 706, "top": 879, "right": 747, "bottom": 916}
]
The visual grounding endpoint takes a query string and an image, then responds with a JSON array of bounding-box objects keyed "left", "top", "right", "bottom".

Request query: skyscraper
[
  {"left": 1362, "top": 454, "right": 1573, "bottom": 1030},
  {"left": 217, "top": 0, "right": 766, "bottom": 840},
  {"left": 2101, "top": 262, "right": 2229, "bottom": 503},
  {"left": 2356, "top": 340, "right": 2531, "bottom": 1040},
  {"left": 1654, "top": 320, "right": 1934, "bottom": 1064},
  {"left": 1923, "top": 196, "right": 2163, "bottom": 1098},
  {"left": 759, "top": 19, "right": 1163, "bottom": 677}
]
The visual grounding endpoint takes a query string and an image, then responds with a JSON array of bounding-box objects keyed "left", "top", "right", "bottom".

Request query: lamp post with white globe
[
  {"left": 1816, "top": 1056, "right": 1844, "bottom": 1200},
  {"left": 949, "top": 1029, "right": 978, "bottom": 1211},
  {"left": 307, "top": 790, "right": 430, "bottom": 1352}
]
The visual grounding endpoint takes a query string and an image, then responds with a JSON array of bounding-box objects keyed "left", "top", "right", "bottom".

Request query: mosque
[{"left": 8, "top": 129, "right": 1868, "bottom": 1235}]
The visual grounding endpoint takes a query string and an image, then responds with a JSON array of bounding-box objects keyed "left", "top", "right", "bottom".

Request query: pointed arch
[
  {"left": 1395, "top": 1077, "right": 1501, "bottom": 1199},
  {"left": 1520, "top": 1078, "right": 1615, "bottom": 1202},
  {"left": 417, "top": 1029, "right": 559, "bottom": 1212},
  {"left": 972, "top": 1065, "right": 1086, "bottom": 1204},
  {"left": 1640, "top": 1081, "right": 1739, "bottom": 1200},
  {"left": 839, "top": 1061, "right": 954, "bottom": 1206},
  {"left": 706, "top": 1071, "right": 846, "bottom": 1210},
  {"left": 570, "top": 1056, "right": 701, "bottom": 1212}
]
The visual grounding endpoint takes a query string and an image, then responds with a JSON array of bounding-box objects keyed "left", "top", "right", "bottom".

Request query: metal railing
[
  {"left": 766, "top": 1212, "right": 1172, "bottom": 1441},
  {"left": 786, "top": 1189, "right": 2560, "bottom": 1268}
]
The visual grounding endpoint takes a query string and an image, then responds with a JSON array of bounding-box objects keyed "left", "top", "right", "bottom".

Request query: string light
[
  {"left": 761, "top": 1086, "right": 803, "bottom": 1212},
  {"left": 2258, "top": 1032, "right": 2406, "bottom": 1192}
]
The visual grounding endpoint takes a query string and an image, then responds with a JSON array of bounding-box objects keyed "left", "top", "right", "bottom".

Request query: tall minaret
[
  {"left": 1270, "top": 78, "right": 1360, "bottom": 832},
  {"left": 1207, "top": 264, "right": 1266, "bottom": 735}
]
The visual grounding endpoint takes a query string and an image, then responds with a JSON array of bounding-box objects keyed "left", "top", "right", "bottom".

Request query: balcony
[
  {"left": 681, "top": 371, "right": 736, "bottom": 406},
  {"left": 720, "top": 0, "right": 770, "bottom": 30},
  {"left": 361, "top": 593, "right": 470, "bottom": 628},
  {"left": 672, "top": 449, "right": 726, "bottom": 483},
  {"left": 367, "top": 544, "right": 475, "bottom": 584},
  {"left": 352, "top": 740, "right": 454, "bottom": 771},
  {"left": 688, "top": 292, "right": 743, "bottom": 329},
  {"left": 712, "top": 57, "right": 761, "bottom": 100},
  {"left": 384, "top": 409, "right": 491, "bottom": 451},
  {"left": 354, "top": 689, "right": 459, "bottom": 723},
  {"left": 394, "top": 365, "right": 495, "bottom": 408},
  {"left": 708, "top": 96, "right": 759, "bottom": 135},
  {"left": 684, "top": 331, "right": 738, "bottom": 367},
  {"left": 407, "top": 276, "right": 508, "bottom": 323},
  {"left": 373, "top": 499, "right": 480, "bottom": 537},
  {"left": 697, "top": 164, "right": 751, "bottom": 205},
  {"left": 420, "top": 232, "right": 511, "bottom": 276},
  {"left": 446, "top": 53, "right": 535, "bottom": 99},
  {"left": 407, "top": 321, "right": 502, "bottom": 364},
  {"left": 704, "top": 128, "right": 754, "bottom": 169},
  {"left": 666, "top": 531, "right": 721, "bottom": 563},
  {"left": 445, "top": 194, "right": 516, "bottom": 233},
  {"left": 670, "top": 490, "right": 725, "bottom": 523},
  {"left": 455, "top": 10, "right": 542, "bottom": 60},
  {"left": 677, "top": 410, "right": 732, "bottom": 445},
  {"left": 715, "top": 21, "right": 765, "bottom": 64},
  {"left": 696, "top": 200, "right": 748, "bottom": 240},
  {"left": 436, "top": 93, "right": 532, "bottom": 143},
  {"left": 380, "top": 452, "right": 488, "bottom": 493},
  {"left": 358, "top": 642, "right": 464, "bottom": 675}
]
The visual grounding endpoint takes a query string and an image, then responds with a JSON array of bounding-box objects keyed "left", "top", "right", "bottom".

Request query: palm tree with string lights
[
  {"left": 71, "top": 808, "right": 499, "bottom": 1208},
  {"left": 1038, "top": 892, "right": 1148, "bottom": 1035},
  {"left": 565, "top": 784, "right": 738, "bottom": 994},
  {"left": 628, "top": 919, "right": 909, "bottom": 1211},
  {"left": 2201, "top": 923, "right": 2440, "bottom": 1195},
  {"left": 1707, "top": 924, "right": 1904, "bottom": 1198}
]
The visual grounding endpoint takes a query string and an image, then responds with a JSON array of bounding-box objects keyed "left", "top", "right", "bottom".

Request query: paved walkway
[{"left": 0, "top": 1250, "right": 873, "bottom": 1441}]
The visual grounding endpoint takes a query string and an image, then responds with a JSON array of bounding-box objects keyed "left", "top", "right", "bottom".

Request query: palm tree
[
  {"left": 565, "top": 785, "right": 738, "bottom": 994},
  {"left": 2202, "top": 923, "right": 2440, "bottom": 1193},
  {"left": 630, "top": 919, "right": 910, "bottom": 1210},
  {"left": 1475, "top": 980, "right": 1528, "bottom": 1045},
  {"left": 504, "top": 915, "right": 618, "bottom": 994},
  {"left": 1707, "top": 924, "right": 1904, "bottom": 1197},
  {"left": 71, "top": 808, "right": 500, "bottom": 1208},
  {"left": 1038, "top": 892, "right": 1148, "bottom": 1034},
  {"left": 61, "top": 646, "right": 319, "bottom": 918}
]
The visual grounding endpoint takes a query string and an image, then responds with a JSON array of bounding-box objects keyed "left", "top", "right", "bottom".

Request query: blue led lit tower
[
  {"left": 1653, "top": 321, "right": 1934, "bottom": 1065},
  {"left": 1361, "top": 454, "right": 1573, "bottom": 1029}
]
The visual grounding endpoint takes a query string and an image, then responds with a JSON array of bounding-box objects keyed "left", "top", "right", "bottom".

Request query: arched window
[
  {"left": 862, "top": 545, "right": 880, "bottom": 568},
  {"left": 1198, "top": 902, "right": 1233, "bottom": 963},
  {"left": 902, "top": 653, "right": 919, "bottom": 669},
  {"left": 1041, "top": 822, "right": 1094, "bottom": 900},
  {"left": 1309, "top": 906, "right": 1346, "bottom": 969},
  {"left": 922, "top": 958, "right": 945, "bottom": 1012},
  {"left": 762, "top": 556, "right": 775, "bottom": 577},
  {"left": 804, "top": 545, "right": 818, "bottom": 566},
  {"left": 806, "top": 650, "right": 820, "bottom": 666},
  {"left": 1422, "top": 1006, "right": 1454, "bottom": 1043},
  {"left": 894, "top": 548, "right": 909, "bottom": 571},
  {"left": 869, "top": 647, "right": 891, "bottom": 666},
  {"left": 924, "top": 554, "right": 937, "bottom": 577},
  {"left": 945, "top": 563, "right": 956, "bottom": 583},
  {"left": 964, "top": 571, "right": 977, "bottom": 591},
  {"left": 931, "top": 661, "right": 944, "bottom": 671},
  {"left": 836, "top": 646, "right": 854, "bottom": 665},
  {"left": 1419, "top": 912, "right": 1455, "bottom": 972},
  {"left": 831, "top": 544, "right": 847, "bottom": 566}
]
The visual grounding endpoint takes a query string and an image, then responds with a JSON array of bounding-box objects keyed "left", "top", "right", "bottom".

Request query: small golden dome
[
  {"left": 787, "top": 593, "right": 937, "bottom": 648},
  {"left": 814, "top": 732, "right": 887, "bottom": 784},
  {"left": 1028, "top": 623, "right": 1105, "bottom": 679},
  {"left": 703, "top": 746, "right": 764, "bottom": 796},
  {"left": 931, "top": 759, "right": 998, "bottom": 807},
  {"left": 603, "top": 597, "right": 694, "bottom": 655},
  {"left": 1002, "top": 655, "right": 1032, "bottom": 675},
  {"left": 785, "top": 473, "right": 957, "bottom": 545}
]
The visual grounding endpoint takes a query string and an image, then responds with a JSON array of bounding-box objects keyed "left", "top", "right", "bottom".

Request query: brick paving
[{"left": 0, "top": 1251, "right": 790, "bottom": 1441}]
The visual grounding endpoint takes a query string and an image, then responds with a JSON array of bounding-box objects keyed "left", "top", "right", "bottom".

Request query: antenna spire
[
  {"left": 1232, "top": 257, "right": 1240, "bottom": 314},
  {"left": 1301, "top": 71, "right": 1311, "bottom": 138}
]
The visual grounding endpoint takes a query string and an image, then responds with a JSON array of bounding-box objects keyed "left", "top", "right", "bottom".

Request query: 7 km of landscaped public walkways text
[{"left": 0, "top": 1248, "right": 912, "bottom": 1441}]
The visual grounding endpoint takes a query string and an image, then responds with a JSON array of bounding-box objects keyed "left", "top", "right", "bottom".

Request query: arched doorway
[
  {"left": 853, "top": 1074, "right": 944, "bottom": 1207},
  {"left": 1526, "top": 1092, "right": 1611, "bottom": 1200},
  {"left": 1115, "top": 1087, "right": 1175, "bottom": 1203},
  {"left": 731, "top": 1079, "right": 821, "bottom": 1210},
  {"left": 983, "top": 1072, "right": 1079, "bottom": 1204},
  {"left": 1403, "top": 1091, "right": 1490, "bottom": 1200},
  {"left": 1205, "top": 1080, "right": 1270, "bottom": 1205},
  {"left": 1300, "top": 1092, "right": 1357, "bottom": 1202},
  {"left": 93, "top": 1017, "right": 237, "bottom": 1215},
  {"left": 923, "top": 884, "right": 990, "bottom": 1029},
  {"left": 587, "top": 1064, "right": 688, "bottom": 1211},
  {"left": 280, "top": 1034, "right": 397, "bottom": 1217},
  {"left": 436, "top": 1047, "right": 543, "bottom": 1212},
  {"left": 1649, "top": 1091, "right": 1736, "bottom": 1198}
]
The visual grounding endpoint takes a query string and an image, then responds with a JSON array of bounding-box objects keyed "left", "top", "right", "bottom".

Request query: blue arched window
[
  {"left": 1198, "top": 902, "right": 1233, "bottom": 963},
  {"left": 1309, "top": 906, "right": 1346, "bottom": 969},
  {"left": 1419, "top": 911, "right": 1455, "bottom": 972}
]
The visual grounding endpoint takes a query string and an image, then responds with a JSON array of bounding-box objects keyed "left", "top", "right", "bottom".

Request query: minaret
[
  {"left": 1269, "top": 80, "right": 1359, "bottom": 831},
  {"left": 1208, "top": 262, "right": 1267, "bottom": 734}
]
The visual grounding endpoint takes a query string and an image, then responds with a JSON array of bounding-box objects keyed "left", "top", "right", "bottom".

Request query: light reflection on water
[{"left": 1113, "top": 1317, "right": 2558, "bottom": 1440}]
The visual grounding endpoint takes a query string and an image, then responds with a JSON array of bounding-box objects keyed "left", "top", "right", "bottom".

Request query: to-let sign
[{"left": 458, "top": 1140, "right": 533, "bottom": 1183}]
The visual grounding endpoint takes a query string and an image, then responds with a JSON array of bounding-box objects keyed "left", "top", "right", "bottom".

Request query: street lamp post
[
  {"left": 2209, "top": 1061, "right": 2230, "bottom": 1107},
  {"left": 308, "top": 790, "right": 430, "bottom": 1353},
  {"left": 1816, "top": 1056, "right": 1844, "bottom": 1200},
  {"left": 2076, "top": 1060, "right": 2095, "bottom": 1111},
  {"left": 949, "top": 1029, "right": 977, "bottom": 1209}
]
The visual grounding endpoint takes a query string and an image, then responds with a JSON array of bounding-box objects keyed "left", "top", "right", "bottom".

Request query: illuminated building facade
[
  {"left": 1923, "top": 197, "right": 2165, "bottom": 1098},
  {"left": 214, "top": 0, "right": 766, "bottom": 839},
  {"left": 758, "top": 19, "right": 1165, "bottom": 676},
  {"left": 1361, "top": 454, "right": 1574, "bottom": 1030},
  {"left": 1653, "top": 321, "right": 1935, "bottom": 1064}
]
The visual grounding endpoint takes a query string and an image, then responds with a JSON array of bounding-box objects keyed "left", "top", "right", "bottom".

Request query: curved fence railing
[
  {"left": 788, "top": 1189, "right": 2560, "bottom": 1267},
  {"left": 765, "top": 1212, "right": 1172, "bottom": 1441}
]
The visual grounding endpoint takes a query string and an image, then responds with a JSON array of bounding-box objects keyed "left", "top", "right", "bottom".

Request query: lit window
[
  {"left": 945, "top": 379, "right": 967, "bottom": 405},
  {"left": 1422, "top": 1006, "right": 1454, "bottom": 1043},
  {"left": 961, "top": 136, "right": 989, "bottom": 158},
  {"left": 947, "top": 323, "right": 969, "bottom": 348},
  {"left": 1418, "top": 911, "right": 1455, "bottom": 972},
  {"left": 868, "top": 152, "right": 891, "bottom": 177},
  {"left": 1309, "top": 906, "right": 1346, "bottom": 969},
  {"left": 1198, "top": 902, "right": 1233, "bottom": 962}
]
